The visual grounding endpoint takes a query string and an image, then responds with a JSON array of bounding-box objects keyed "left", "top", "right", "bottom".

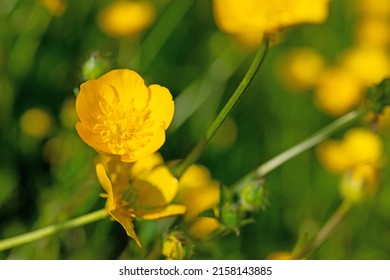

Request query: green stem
[
  {"left": 0, "top": 209, "right": 107, "bottom": 251},
  {"left": 294, "top": 201, "right": 352, "bottom": 259},
  {"left": 173, "top": 36, "right": 270, "bottom": 177},
  {"left": 168, "top": 39, "right": 249, "bottom": 133},
  {"left": 242, "top": 108, "right": 367, "bottom": 182}
]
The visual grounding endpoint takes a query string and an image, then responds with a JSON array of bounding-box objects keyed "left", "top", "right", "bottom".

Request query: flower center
[{"left": 93, "top": 97, "right": 154, "bottom": 155}]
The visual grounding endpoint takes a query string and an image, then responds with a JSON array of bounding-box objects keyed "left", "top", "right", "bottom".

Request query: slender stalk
[
  {"left": 240, "top": 108, "right": 367, "bottom": 183},
  {"left": 173, "top": 36, "right": 270, "bottom": 177},
  {"left": 168, "top": 40, "right": 249, "bottom": 133},
  {"left": 294, "top": 201, "right": 352, "bottom": 259},
  {"left": 0, "top": 209, "right": 107, "bottom": 251}
]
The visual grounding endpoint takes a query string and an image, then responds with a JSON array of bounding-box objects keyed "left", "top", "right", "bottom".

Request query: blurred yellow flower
[
  {"left": 76, "top": 69, "right": 174, "bottom": 162},
  {"left": 97, "top": 0, "right": 155, "bottom": 38},
  {"left": 314, "top": 67, "right": 364, "bottom": 116},
  {"left": 96, "top": 153, "right": 185, "bottom": 246},
  {"left": 317, "top": 128, "right": 383, "bottom": 203},
  {"left": 187, "top": 217, "right": 220, "bottom": 239},
  {"left": 176, "top": 165, "right": 221, "bottom": 239},
  {"left": 342, "top": 128, "right": 383, "bottom": 165},
  {"left": 20, "top": 108, "right": 54, "bottom": 139},
  {"left": 278, "top": 48, "right": 326, "bottom": 91},
  {"left": 340, "top": 46, "right": 390, "bottom": 85},
  {"left": 39, "top": 0, "right": 66, "bottom": 17},
  {"left": 213, "top": 0, "right": 329, "bottom": 40},
  {"left": 355, "top": 17, "right": 390, "bottom": 48},
  {"left": 316, "top": 140, "right": 352, "bottom": 174},
  {"left": 357, "top": 0, "right": 390, "bottom": 18},
  {"left": 317, "top": 128, "right": 383, "bottom": 175},
  {"left": 162, "top": 232, "right": 185, "bottom": 260}
]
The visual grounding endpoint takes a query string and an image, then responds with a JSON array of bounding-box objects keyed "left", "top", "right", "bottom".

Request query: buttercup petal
[
  {"left": 76, "top": 80, "right": 102, "bottom": 128},
  {"left": 109, "top": 209, "right": 141, "bottom": 247},
  {"left": 177, "top": 165, "right": 220, "bottom": 222},
  {"left": 130, "top": 153, "right": 164, "bottom": 178},
  {"left": 140, "top": 166, "right": 179, "bottom": 203},
  {"left": 148, "top": 85, "right": 175, "bottom": 129},
  {"left": 76, "top": 122, "right": 112, "bottom": 155},
  {"left": 188, "top": 217, "right": 220, "bottom": 239},
  {"left": 138, "top": 204, "right": 186, "bottom": 220},
  {"left": 96, "top": 163, "right": 115, "bottom": 210},
  {"left": 97, "top": 69, "right": 149, "bottom": 111}
]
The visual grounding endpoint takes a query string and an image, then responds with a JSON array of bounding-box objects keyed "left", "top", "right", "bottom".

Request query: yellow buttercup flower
[
  {"left": 317, "top": 128, "right": 383, "bottom": 203},
  {"left": 314, "top": 67, "right": 364, "bottom": 116},
  {"left": 316, "top": 140, "right": 353, "bottom": 174},
  {"left": 317, "top": 128, "right": 383, "bottom": 174},
  {"left": 96, "top": 153, "right": 186, "bottom": 246},
  {"left": 340, "top": 46, "right": 390, "bottom": 85},
  {"left": 355, "top": 17, "right": 390, "bottom": 48},
  {"left": 97, "top": 0, "right": 155, "bottom": 38},
  {"left": 162, "top": 231, "right": 193, "bottom": 260},
  {"left": 342, "top": 128, "right": 383, "bottom": 165},
  {"left": 357, "top": 0, "right": 390, "bottom": 18},
  {"left": 162, "top": 232, "right": 185, "bottom": 260},
  {"left": 76, "top": 69, "right": 174, "bottom": 162},
  {"left": 176, "top": 165, "right": 221, "bottom": 239},
  {"left": 213, "top": 0, "right": 329, "bottom": 39},
  {"left": 278, "top": 48, "right": 326, "bottom": 91}
]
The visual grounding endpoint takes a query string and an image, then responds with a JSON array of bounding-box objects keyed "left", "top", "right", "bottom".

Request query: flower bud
[
  {"left": 238, "top": 179, "right": 267, "bottom": 212},
  {"left": 81, "top": 52, "right": 110, "bottom": 81},
  {"left": 339, "top": 164, "right": 379, "bottom": 204},
  {"left": 220, "top": 202, "right": 241, "bottom": 235},
  {"left": 162, "top": 231, "right": 193, "bottom": 260}
]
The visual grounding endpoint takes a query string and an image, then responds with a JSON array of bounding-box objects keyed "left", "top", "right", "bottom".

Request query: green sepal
[{"left": 365, "top": 78, "right": 390, "bottom": 115}]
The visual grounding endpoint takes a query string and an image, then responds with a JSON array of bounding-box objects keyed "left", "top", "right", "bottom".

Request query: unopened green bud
[
  {"left": 239, "top": 179, "right": 267, "bottom": 212},
  {"left": 220, "top": 203, "right": 241, "bottom": 235},
  {"left": 162, "top": 231, "right": 193, "bottom": 260},
  {"left": 81, "top": 52, "right": 110, "bottom": 81}
]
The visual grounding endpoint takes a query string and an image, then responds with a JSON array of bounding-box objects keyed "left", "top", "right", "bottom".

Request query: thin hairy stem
[
  {"left": 173, "top": 36, "right": 270, "bottom": 177},
  {"left": 0, "top": 209, "right": 107, "bottom": 251}
]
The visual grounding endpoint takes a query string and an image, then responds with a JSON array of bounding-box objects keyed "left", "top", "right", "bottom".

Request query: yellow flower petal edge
[
  {"left": 76, "top": 69, "right": 174, "bottom": 162},
  {"left": 110, "top": 209, "right": 141, "bottom": 247},
  {"left": 139, "top": 205, "right": 186, "bottom": 220}
]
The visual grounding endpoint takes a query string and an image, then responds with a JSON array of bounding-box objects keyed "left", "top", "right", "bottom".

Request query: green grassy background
[{"left": 0, "top": 0, "right": 389, "bottom": 259}]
